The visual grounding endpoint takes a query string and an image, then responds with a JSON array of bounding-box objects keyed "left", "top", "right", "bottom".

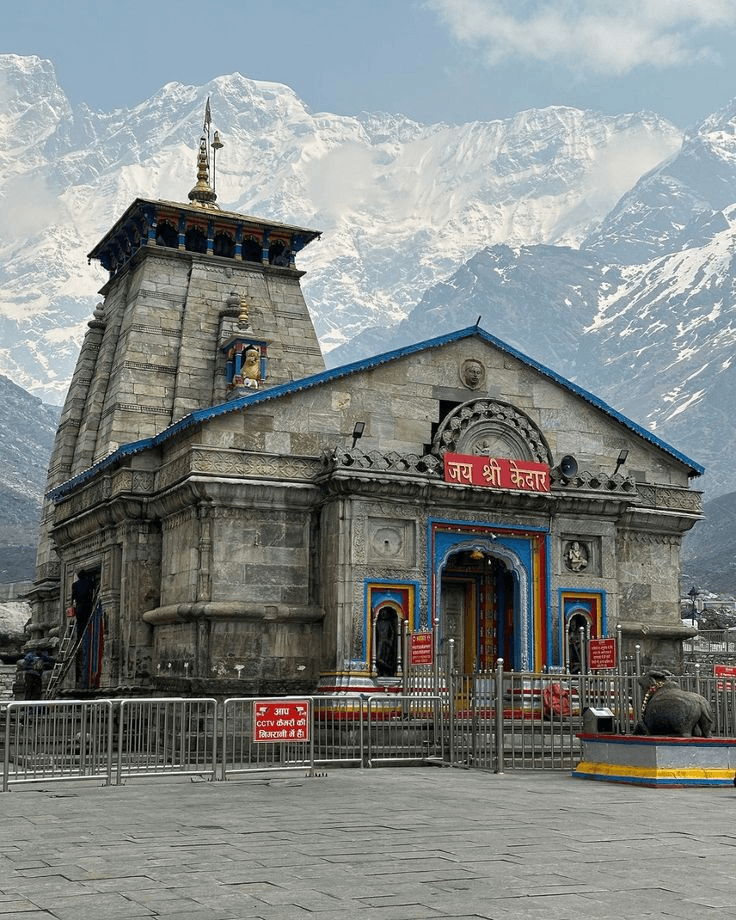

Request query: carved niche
[{"left": 367, "top": 518, "right": 416, "bottom": 566}]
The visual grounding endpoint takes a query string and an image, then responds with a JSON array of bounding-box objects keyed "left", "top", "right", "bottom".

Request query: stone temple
[{"left": 24, "top": 110, "right": 704, "bottom": 699}]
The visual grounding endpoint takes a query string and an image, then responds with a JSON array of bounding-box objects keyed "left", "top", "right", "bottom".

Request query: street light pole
[{"left": 688, "top": 586, "right": 699, "bottom": 627}]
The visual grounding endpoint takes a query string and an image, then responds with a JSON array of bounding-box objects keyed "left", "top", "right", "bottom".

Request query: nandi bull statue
[{"left": 634, "top": 669, "right": 714, "bottom": 737}]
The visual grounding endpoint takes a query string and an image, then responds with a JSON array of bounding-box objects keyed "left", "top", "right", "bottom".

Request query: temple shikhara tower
[{"left": 25, "top": 104, "right": 704, "bottom": 699}]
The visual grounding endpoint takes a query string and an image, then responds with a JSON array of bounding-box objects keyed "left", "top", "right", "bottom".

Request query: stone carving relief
[
  {"left": 367, "top": 518, "right": 416, "bottom": 566},
  {"left": 432, "top": 398, "right": 552, "bottom": 465},
  {"left": 636, "top": 484, "right": 703, "bottom": 515},
  {"left": 564, "top": 540, "right": 589, "bottom": 573},
  {"left": 619, "top": 531, "right": 681, "bottom": 547},
  {"left": 460, "top": 358, "right": 486, "bottom": 390}
]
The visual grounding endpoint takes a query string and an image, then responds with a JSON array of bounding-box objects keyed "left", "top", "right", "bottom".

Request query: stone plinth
[{"left": 573, "top": 733, "right": 736, "bottom": 786}]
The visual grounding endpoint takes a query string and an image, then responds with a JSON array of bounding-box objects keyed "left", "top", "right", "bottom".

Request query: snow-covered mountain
[
  {"left": 6, "top": 53, "right": 736, "bottom": 503},
  {"left": 332, "top": 99, "right": 736, "bottom": 500},
  {"left": 0, "top": 54, "right": 680, "bottom": 404}
]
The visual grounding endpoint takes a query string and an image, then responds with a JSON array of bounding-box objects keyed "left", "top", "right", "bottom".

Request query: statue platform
[{"left": 573, "top": 732, "right": 736, "bottom": 786}]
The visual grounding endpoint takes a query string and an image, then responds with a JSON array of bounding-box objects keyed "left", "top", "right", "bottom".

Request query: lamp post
[{"left": 688, "top": 586, "right": 699, "bottom": 627}]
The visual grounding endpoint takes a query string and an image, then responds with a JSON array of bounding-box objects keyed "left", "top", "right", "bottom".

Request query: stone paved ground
[{"left": 1, "top": 767, "right": 736, "bottom": 919}]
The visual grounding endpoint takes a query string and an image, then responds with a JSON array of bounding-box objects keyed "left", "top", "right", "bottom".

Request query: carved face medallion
[{"left": 460, "top": 359, "right": 485, "bottom": 390}]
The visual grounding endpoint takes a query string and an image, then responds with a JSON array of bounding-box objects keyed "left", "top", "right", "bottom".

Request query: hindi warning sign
[
  {"left": 714, "top": 664, "right": 736, "bottom": 691},
  {"left": 410, "top": 631, "right": 434, "bottom": 666},
  {"left": 253, "top": 700, "right": 310, "bottom": 743},
  {"left": 588, "top": 638, "right": 616, "bottom": 670}
]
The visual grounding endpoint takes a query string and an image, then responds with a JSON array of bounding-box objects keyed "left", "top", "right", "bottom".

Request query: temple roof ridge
[{"left": 46, "top": 325, "right": 704, "bottom": 503}]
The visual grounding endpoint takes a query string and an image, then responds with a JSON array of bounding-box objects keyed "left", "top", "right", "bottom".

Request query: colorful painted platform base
[{"left": 573, "top": 733, "right": 736, "bottom": 787}]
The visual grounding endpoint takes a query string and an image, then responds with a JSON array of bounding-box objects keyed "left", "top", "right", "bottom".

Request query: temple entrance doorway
[{"left": 440, "top": 549, "right": 517, "bottom": 675}]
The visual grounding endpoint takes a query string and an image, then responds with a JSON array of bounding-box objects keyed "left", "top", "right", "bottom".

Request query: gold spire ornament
[
  {"left": 188, "top": 98, "right": 221, "bottom": 209},
  {"left": 238, "top": 296, "right": 251, "bottom": 329}
]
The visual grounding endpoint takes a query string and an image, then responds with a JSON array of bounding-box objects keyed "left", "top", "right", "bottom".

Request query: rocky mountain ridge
[{"left": 0, "top": 375, "right": 59, "bottom": 581}]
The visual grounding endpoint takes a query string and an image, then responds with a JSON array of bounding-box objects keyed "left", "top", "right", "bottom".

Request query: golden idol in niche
[{"left": 242, "top": 347, "right": 261, "bottom": 388}]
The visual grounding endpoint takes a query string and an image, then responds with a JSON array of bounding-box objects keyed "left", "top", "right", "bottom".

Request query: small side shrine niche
[{"left": 221, "top": 294, "right": 270, "bottom": 393}]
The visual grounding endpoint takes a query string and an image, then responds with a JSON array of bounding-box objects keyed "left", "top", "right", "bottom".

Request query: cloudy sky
[{"left": 5, "top": 0, "right": 736, "bottom": 129}]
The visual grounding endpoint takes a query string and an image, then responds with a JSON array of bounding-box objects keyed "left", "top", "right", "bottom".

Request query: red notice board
[
  {"left": 714, "top": 664, "right": 736, "bottom": 691},
  {"left": 253, "top": 700, "right": 311, "bottom": 743},
  {"left": 410, "top": 631, "right": 434, "bottom": 666},
  {"left": 588, "top": 638, "right": 616, "bottom": 670}
]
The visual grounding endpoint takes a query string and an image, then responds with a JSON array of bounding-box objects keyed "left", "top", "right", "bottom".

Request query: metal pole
[
  {"left": 308, "top": 699, "right": 315, "bottom": 777},
  {"left": 210, "top": 699, "right": 218, "bottom": 782},
  {"left": 221, "top": 700, "right": 229, "bottom": 782},
  {"left": 116, "top": 700, "right": 125, "bottom": 786},
  {"left": 402, "top": 619, "right": 408, "bottom": 695},
  {"left": 632, "top": 644, "right": 642, "bottom": 723},
  {"left": 578, "top": 625, "right": 587, "bottom": 712},
  {"left": 448, "top": 639, "right": 455, "bottom": 766},
  {"left": 615, "top": 624, "right": 625, "bottom": 733},
  {"left": 3, "top": 702, "right": 13, "bottom": 793},
  {"left": 495, "top": 658, "right": 505, "bottom": 774}
]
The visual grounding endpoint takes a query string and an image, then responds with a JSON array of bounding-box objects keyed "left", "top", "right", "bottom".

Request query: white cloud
[{"left": 426, "top": 0, "right": 736, "bottom": 75}]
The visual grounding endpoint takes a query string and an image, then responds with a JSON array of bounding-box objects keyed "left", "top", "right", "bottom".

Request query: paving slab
[{"left": 2, "top": 768, "right": 736, "bottom": 919}]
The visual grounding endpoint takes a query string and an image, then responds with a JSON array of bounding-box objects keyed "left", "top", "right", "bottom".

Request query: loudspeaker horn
[{"left": 559, "top": 455, "right": 578, "bottom": 478}]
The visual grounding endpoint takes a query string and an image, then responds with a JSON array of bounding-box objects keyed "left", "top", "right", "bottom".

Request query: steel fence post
[
  {"left": 495, "top": 658, "right": 504, "bottom": 774},
  {"left": 632, "top": 646, "right": 642, "bottom": 723},
  {"left": 3, "top": 703, "right": 12, "bottom": 793},
  {"left": 448, "top": 638, "right": 455, "bottom": 766}
]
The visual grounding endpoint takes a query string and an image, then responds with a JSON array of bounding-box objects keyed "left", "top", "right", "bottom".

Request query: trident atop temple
[{"left": 188, "top": 97, "right": 224, "bottom": 209}]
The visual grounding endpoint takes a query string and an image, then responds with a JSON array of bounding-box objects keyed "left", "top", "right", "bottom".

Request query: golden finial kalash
[{"left": 188, "top": 96, "right": 224, "bottom": 209}]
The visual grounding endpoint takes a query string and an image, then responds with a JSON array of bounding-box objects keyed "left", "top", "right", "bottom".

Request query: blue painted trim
[
  {"left": 558, "top": 589, "right": 608, "bottom": 666},
  {"left": 428, "top": 517, "right": 542, "bottom": 671},
  {"left": 572, "top": 771, "right": 732, "bottom": 787},
  {"left": 361, "top": 579, "right": 420, "bottom": 666},
  {"left": 47, "top": 325, "right": 703, "bottom": 501},
  {"left": 545, "top": 533, "right": 553, "bottom": 667}
]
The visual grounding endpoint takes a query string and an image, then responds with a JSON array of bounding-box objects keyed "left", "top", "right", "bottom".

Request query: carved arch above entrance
[{"left": 432, "top": 398, "right": 552, "bottom": 465}]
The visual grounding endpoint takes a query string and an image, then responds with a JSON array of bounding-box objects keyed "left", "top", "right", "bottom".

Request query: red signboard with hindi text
[
  {"left": 588, "top": 638, "right": 616, "bottom": 670},
  {"left": 410, "top": 631, "right": 434, "bottom": 666},
  {"left": 714, "top": 664, "right": 736, "bottom": 691},
  {"left": 444, "top": 453, "right": 550, "bottom": 493},
  {"left": 253, "top": 700, "right": 310, "bottom": 743}
]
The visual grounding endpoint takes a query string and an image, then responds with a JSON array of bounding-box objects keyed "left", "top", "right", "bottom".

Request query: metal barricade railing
[
  {"left": 13, "top": 668, "right": 736, "bottom": 790},
  {"left": 312, "top": 696, "right": 366, "bottom": 769},
  {"left": 448, "top": 669, "right": 498, "bottom": 771},
  {"left": 679, "top": 673, "right": 736, "bottom": 738},
  {"left": 222, "top": 697, "right": 315, "bottom": 779},
  {"left": 498, "top": 671, "right": 581, "bottom": 771},
  {"left": 365, "top": 695, "right": 445, "bottom": 768},
  {"left": 2, "top": 699, "right": 114, "bottom": 792},
  {"left": 116, "top": 698, "right": 217, "bottom": 784},
  {"left": 448, "top": 668, "right": 633, "bottom": 771}
]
